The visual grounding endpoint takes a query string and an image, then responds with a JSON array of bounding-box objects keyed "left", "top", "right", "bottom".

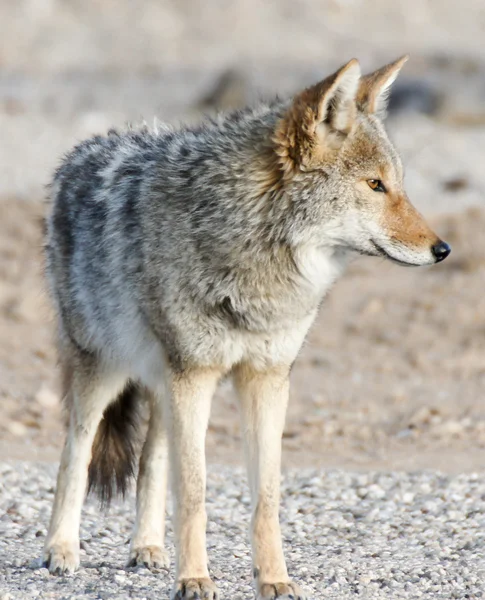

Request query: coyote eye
[{"left": 367, "top": 179, "right": 386, "bottom": 192}]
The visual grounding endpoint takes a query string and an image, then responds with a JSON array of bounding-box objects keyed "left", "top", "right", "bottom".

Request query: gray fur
[{"left": 46, "top": 103, "right": 326, "bottom": 369}]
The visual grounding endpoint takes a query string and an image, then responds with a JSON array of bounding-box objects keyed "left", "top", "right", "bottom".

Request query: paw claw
[
  {"left": 173, "top": 578, "right": 219, "bottom": 600},
  {"left": 43, "top": 542, "right": 80, "bottom": 575},
  {"left": 128, "top": 545, "right": 170, "bottom": 569},
  {"left": 257, "top": 581, "right": 307, "bottom": 600}
]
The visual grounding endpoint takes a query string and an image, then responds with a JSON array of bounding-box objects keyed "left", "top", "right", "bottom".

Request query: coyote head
[{"left": 275, "top": 57, "right": 450, "bottom": 266}]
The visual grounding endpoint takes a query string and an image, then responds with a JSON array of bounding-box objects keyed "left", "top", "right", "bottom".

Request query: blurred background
[{"left": 1, "top": 0, "right": 485, "bottom": 472}]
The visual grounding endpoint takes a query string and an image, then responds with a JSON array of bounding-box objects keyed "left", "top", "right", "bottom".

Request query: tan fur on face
[
  {"left": 381, "top": 191, "right": 440, "bottom": 250},
  {"left": 341, "top": 122, "right": 440, "bottom": 254}
]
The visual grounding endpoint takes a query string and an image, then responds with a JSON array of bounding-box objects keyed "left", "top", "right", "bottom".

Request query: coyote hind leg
[
  {"left": 129, "top": 386, "right": 170, "bottom": 569},
  {"left": 43, "top": 354, "right": 126, "bottom": 574}
]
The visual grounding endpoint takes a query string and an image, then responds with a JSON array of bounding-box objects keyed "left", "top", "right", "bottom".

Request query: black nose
[{"left": 431, "top": 241, "right": 451, "bottom": 262}]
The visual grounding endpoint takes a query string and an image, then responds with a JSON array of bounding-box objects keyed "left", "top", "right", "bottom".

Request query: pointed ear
[
  {"left": 274, "top": 59, "right": 361, "bottom": 172},
  {"left": 357, "top": 55, "right": 409, "bottom": 119},
  {"left": 314, "top": 58, "right": 361, "bottom": 135}
]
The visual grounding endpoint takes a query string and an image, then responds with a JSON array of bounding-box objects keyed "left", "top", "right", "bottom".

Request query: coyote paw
[
  {"left": 172, "top": 577, "right": 219, "bottom": 600},
  {"left": 43, "top": 541, "right": 80, "bottom": 574},
  {"left": 257, "top": 581, "right": 307, "bottom": 600},
  {"left": 128, "top": 545, "right": 170, "bottom": 569}
]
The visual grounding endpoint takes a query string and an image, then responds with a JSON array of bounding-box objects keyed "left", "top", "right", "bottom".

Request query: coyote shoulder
[{"left": 43, "top": 56, "right": 450, "bottom": 600}]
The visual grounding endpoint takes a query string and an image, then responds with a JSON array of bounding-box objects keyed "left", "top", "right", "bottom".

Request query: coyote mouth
[{"left": 369, "top": 240, "right": 419, "bottom": 267}]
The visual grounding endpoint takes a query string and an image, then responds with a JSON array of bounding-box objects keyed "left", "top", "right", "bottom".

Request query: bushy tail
[{"left": 88, "top": 381, "right": 142, "bottom": 506}]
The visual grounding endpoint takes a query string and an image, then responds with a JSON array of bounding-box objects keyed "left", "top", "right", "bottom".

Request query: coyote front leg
[
  {"left": 166, "top": 368, "right": 221, "bottom": 600},
  {"left": 234, "top": 365, "right": 307, "bottom": 600}
]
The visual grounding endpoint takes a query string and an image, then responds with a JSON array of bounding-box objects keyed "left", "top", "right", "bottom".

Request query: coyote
[{"left": 43, "top": 56, "right": 450, "bottom": 599}]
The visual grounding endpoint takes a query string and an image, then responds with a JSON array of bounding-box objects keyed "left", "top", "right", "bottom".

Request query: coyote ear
[
  {"left": 275, "top": 59, "right": 361, "bottom": 171},
  {"left": 357, "top": 55, "right": 408, "bottom": 119},
  {"left": 314, "top": 58, "right": 361, "bottom": 136}
]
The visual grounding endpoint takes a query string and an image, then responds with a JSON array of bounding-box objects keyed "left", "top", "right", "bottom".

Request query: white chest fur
[{"left": 293, "top": 244, "right": 351, "bottom": 297}]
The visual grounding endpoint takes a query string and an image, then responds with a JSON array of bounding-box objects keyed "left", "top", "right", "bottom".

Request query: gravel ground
[{"left": 1, "top": 462, "right": 484, "bottom": 599}]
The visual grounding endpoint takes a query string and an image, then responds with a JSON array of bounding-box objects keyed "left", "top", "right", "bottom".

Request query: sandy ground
[
  {"left": 1, "top": 0, "right": 485, "bottom": 474},
  {"left": 1, "top": 197, "right": 485, "bottom": 473}
]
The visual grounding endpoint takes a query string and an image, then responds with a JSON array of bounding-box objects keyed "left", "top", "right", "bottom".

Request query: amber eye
[{"left": 367, "top": 179, "right": 386, "bottom": 192}]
